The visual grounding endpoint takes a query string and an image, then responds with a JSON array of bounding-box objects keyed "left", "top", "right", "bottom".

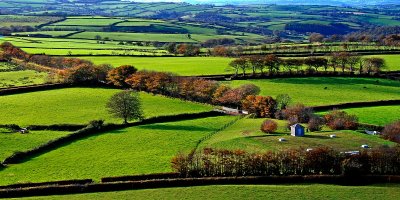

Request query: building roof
[{"left": 290, "top": 123, "right": 304, "bottom": 128}]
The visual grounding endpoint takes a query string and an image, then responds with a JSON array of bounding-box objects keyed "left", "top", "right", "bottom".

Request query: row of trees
[
  {"left": 229, "top": 53, "right": 386, "bottom": 76},
  {"left": 172, "top": 146, "right": 400, "bottom": 177}
]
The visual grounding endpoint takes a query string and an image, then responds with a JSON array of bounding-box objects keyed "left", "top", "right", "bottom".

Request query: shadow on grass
[
  {"left": 139, "top": 124, "right": 213, "bottom": 132},
  {"left": 304, "top": 135, "right": 331, "bottom": 140}
]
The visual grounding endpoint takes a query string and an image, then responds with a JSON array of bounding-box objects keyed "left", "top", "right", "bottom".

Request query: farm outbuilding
[{"left": 291, "top": 124, "right": 305, "bottom": 137}]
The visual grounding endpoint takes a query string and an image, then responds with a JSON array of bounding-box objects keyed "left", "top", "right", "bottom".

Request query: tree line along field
[
  {"left": 0, "top": 88, "right": 212, "bottom": 126},
  {"left": 10, "top": 184, "right": 400, "bottom": 200},
  {"left": 0, "top": 116, "right": 235, "bottom": 185}
]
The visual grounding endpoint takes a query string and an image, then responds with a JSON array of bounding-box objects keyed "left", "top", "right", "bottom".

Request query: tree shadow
[{"left": 140, "top": 124, "right": 212, "bottom": 132}]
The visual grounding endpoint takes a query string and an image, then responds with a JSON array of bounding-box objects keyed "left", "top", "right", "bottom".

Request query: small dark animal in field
[
  {"left": 363, "top": 86, "right": 367, "bottom": 89},
  {"left": 324, "top": 87, "right": 328, "bottom": 90}
]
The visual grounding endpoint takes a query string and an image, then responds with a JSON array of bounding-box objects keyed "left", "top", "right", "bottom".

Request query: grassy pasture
[
  {"left": 227, "top": 78, "right": 400, "bottom": 106},
  {"left": 0, "top": 130, "right": 70, "bottom": 161},
  {"left": 0, "top": 88, "right": 212, "bottom": 126},
  {"left": 15, "top": 184, "right": 400, "bottom": 200},
  {"left": 68, "top": 31, "right": 264, "bottom": 43},
  {"left": 3, "top": 37, "right": 157, "bottom": 50},
  {"left": 0, "top": 70, "right": 47, "bottom": 88},
  {"left": 200, "top": 118, "right": 395, "bottom": 153},
  {"left": 12, "top": 31, "right": 77, "bottom": 37},
  {"left": 365, "top": 54, "right": 400, "bottom": 71},
  {"left": 0, "top": 15, "right": 62, "bottom": 27},
  {"left": 0, "top": 116, "right": 234, "bottom": 185},
  {"left": 51, "top": 18, "right": 124, "bottom": 26},
  {"left": 82, "top": 56, "right": 234, "bottom": 75}
]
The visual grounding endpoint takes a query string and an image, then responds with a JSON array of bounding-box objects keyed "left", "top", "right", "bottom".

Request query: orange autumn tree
[
  {"left": 242, "top": 95, "right": 276, "bottom": 118},
  {"left": 107, "top": 65, "right": 138, "bottom": 87}
]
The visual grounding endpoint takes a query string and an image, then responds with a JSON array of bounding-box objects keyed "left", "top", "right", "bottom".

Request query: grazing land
[
  {"left": 199, "top": 118, "right": 396, "bottom": 152},
  {"left": 227, "top": 78, "right": 400, "bottom": 106},
  {"left": 13, "top": 184, "right": 400, "bottom": 200},
  {"left": 0, "top": 88, "right": 212, "bottom": 126},
  {"left": 0, "top": 130, "right": 70, "bottom": 161},
  {"left": 0, "top": 116, "right": 234, "bottom": 185},
  {"left": 1, "top": 1, "right": 400, "bottom": 198}
]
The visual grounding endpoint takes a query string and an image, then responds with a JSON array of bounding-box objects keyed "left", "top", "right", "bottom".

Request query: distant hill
[{"left": 166, "top": 0, "right": 400, "bottom": 6}]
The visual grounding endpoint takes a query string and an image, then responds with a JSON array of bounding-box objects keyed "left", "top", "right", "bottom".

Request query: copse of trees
[
  {"left": 228, "top": 52, "right": 386, "bottom": 77},
  {"left": 164, "top": 43, "right": 200, "bottom": 56},
  {"left": 106, "top": 65, "right": 138, "bottom": 87}
]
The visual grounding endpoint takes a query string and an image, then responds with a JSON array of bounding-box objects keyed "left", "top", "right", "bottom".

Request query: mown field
[
  {"left": 83, "top": 56, "right": 234, "bottom": 75},
  {"left": 0, "top": 130, "right": 70, "bottom": 161},
  {"left": 0, "top": 88, "right": 212, "bottom": 126},
  {"left": 228, "top": 78, "right": 400, "bottom": 106},
  {"left": 0, "top": 116, "right": 235, "bottom": 185},
  {"left": 14, "top": 184, "right": 400, "bottom": 200},
  {"left": 199, "top": 118, "right": 395, "bottom": 153}
]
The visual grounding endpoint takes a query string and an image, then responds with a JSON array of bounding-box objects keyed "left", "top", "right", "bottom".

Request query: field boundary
[
  {"left": 1, "top": 111, "right": 224, "bottom": 165},
  {"left": 311, "top": 99, "right": 400, "bottom": 112},
  {"left": 0, "top": 175, "right": 399, "bottom": 198}
]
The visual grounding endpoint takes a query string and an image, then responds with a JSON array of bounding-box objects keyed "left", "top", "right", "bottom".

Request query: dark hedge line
[
  {"left": 311, "top": 100, "right": 400, "bottom": 112},
  {"left": 0, "top": 83, "right": 71, "bottom": 96},
  {"left": 27, "top": 124, "right": 86, "bottom": 131},
  {"left": 1, "top": 111, "right": 223, "bottom": 165},
  {"left": 0, "top": 179, "right": 93, "bottom": 190},
  {"left": 1, "top": 175, "right": 400, "bottom": 198},
  {"left": 101, "top": 173, "right": 180, "bottom": 183}
]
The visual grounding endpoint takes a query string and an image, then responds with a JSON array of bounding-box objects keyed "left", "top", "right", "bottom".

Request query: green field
[
  {"left": 228, "top": 78, "right": 400, "bottom": 106},
  {"left": 0, "top": 130, "right": 70, "bottom": 161},
  {"left": 199, "top": 118, "right": 395, "bottom": 152},
  {"left": 51, "top": 18, "right": 124, "bottom": 26},
  {"left": 13, "top": 184, "right": 400, "bottom": 200},
  {"left": 0, "top": 70, "right": 47, "bottom": 88},
  {"left": 82, "top": 56, "right": 234, "bottom": 75},
  {"left": 68, "top": 32, "right": 264, "bottom": 43},
  {"left": 0, "top": 88, "right": 212, "bottom": 126},
  {"left": 2, "top": 37, "right": 157, "bottom": 50},
  {"left": 0, "top": 116, "right": 234, "bottom": 185},
  {"left": 336, "top": 106, "right": 400, "bottom": 126},
  {"left": 12, "top": 31, "right": 77, "bottom": 37}
]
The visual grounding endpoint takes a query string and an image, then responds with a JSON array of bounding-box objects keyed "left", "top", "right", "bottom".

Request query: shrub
[
  {"left": 282, "top": 104, "right": 313, "bottom": 123},
  {"left": 324, "top": 109, "right": 358, "bottom": 130},
  {"left": 381, "top": 121, "right": 400, "bottom": 143},
  {"left": 307, "top": 116, "right": 325, "bottom": 132},
  {"left": 260, "top": 120, "right": 278, "bottom": 133},
  {"left": 63, "top": 64, "right": 108, "bottom": 84}
]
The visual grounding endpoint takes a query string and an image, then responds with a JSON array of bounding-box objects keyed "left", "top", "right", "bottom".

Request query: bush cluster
[
  {"left": 172, "top": 147, "right": 400, "bottom": 177},
  {"left": 324, "top": 109, "right": 359, "bottom": 130}
]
